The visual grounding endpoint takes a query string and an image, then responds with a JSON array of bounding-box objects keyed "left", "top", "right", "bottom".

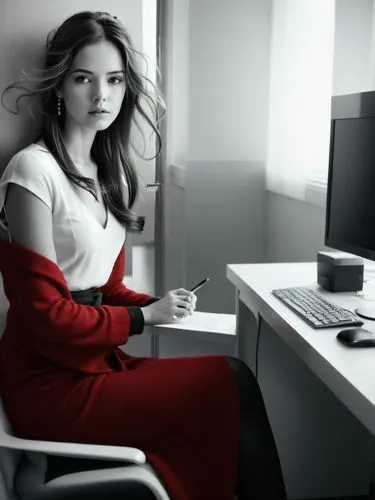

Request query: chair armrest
[
  {"left": 45, "top": 464, "right": 169, "bottom": 498},
  {"left": 0, "top": 432, "right": 146, "bottom": 464}
]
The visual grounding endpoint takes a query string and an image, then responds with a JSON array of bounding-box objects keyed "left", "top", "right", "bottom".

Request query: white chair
[{"left": 0, "top": 396, "right": 170, "bottom": 500}]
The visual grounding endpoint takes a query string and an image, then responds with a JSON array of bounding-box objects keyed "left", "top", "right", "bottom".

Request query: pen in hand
[
  {"left": 174, "top": 278, "right": 210, "bottom": 320},
  {"left": 190, "top": 278, "right": 210, "bottom": 293}
]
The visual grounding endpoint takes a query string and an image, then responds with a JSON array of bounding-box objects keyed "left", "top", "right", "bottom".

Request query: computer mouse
[{"left": 336, "top": 327, "right": 375, "bottom": 347}]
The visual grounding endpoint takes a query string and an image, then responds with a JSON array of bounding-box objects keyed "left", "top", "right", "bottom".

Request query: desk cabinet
[{"left": 234, "top": 280, "right": 373, "bottom": 499}]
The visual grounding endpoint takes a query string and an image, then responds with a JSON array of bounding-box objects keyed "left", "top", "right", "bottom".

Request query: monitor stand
[
  {"left": 355, "top": 308, "right": 375, "bottom": 320},
  {"left": 355, "top": 261, "right": 375, "bottom": 319}
]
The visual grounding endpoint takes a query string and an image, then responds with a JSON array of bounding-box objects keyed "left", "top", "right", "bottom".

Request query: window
[{"left": 265, "top": 0, "right": 335, "bottom": 207}]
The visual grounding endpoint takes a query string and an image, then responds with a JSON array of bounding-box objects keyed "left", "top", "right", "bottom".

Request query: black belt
[{"left": 70, "top": 287, "right": 103, "bottom": 306}]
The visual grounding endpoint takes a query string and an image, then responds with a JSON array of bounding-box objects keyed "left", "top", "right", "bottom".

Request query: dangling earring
[{"left": 57, "top": 95, "right": 62, "bottom": 116}]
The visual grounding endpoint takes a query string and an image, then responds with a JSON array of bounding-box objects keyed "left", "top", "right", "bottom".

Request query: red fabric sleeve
[
  {"left": 99, "top": 245, "right": 155, "bottom": 307},
  {"left": 1, "top": 241, "right": 142, "bottom": 349}
]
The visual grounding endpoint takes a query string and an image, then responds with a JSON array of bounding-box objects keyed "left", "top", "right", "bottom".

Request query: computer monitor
[{"left": 325, "top": 90, "right": 375, "bottom": 319}]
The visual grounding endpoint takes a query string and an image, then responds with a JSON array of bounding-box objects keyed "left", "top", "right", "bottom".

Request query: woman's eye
[
  {"left": 75, "top": 76, "right": 90, "bottom": 83},
  {"left": 110, "top": 77, "right": 124, "bottom": 84}
]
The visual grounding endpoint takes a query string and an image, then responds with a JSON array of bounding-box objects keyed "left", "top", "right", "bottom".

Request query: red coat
[{"left": 0, "top": 239, "right": 239, "bottom": 499}]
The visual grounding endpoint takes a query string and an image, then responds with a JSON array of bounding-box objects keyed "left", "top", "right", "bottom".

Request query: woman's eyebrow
[{"left": 70, "top": 69, "right": 125, "bottom": 75}]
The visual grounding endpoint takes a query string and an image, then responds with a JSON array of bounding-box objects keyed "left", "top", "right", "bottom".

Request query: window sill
[
  {"left": 304, "top": 182, "right": 327, "bottom": 209},
  {"left": 267, "top": 182, "right": 327, "bottom": 209}
]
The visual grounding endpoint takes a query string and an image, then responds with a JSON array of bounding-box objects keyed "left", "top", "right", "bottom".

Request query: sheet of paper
[{"left": 153, "top": 311, "right": 236, "bottom": 336}]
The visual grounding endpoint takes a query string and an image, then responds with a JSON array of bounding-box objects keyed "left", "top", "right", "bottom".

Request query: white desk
[{"left": 227, "top": 262, "right": 375, "bottom": 499}]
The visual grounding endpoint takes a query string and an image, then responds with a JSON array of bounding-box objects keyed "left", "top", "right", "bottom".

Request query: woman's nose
[
  {"left": 92, "top": 95, "right": 106, "bottom": 104},
  {"left": 92, "top": 82, "right": 108, "bottom": 103}
]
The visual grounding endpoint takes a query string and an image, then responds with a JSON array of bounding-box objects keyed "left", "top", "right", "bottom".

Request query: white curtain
[{"left": 265, "top": 0, "right": 335, "bottom": 202}]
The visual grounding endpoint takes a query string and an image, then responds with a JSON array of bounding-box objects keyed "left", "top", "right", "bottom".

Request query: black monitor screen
[{"left": 326, "top": 116, "right": 375, "bottom": 259}]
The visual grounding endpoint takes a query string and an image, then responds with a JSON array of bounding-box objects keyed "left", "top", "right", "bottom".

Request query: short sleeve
[{"left": 0, "top": 149, "right": 54, "bottom": 230}]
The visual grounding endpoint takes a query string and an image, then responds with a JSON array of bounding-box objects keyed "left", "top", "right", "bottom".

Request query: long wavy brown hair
[{"left": 1, "top": 11, "right": 165, "bottom": 232}]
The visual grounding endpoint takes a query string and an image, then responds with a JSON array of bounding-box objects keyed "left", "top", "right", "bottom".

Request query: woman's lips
[{"left": 89, "top": 111, "right": 110, "bottom": 117}]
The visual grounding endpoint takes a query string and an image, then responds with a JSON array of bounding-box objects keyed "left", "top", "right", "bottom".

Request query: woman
[{"left": 0, "top": 11, "right": 287, "bottom": 500}]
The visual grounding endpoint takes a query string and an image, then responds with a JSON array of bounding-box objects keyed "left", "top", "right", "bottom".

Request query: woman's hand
[{"left": 141, "top": 288, "right": 197, "bottom": 325}]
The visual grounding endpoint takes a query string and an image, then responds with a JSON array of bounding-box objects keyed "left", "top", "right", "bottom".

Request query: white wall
[
  {"left": 182, "top": 0, "right": 271, "bottom": 313},
  {"left": 188, "top": 0, "right": 271, "bottom": 161},
  {"left": 266, "top": 0, "right": 335, "bottom": 202},
  {"left": 333, "top": 0, "right": 373, "bottom": 95},
  {"left": 162, "top": 0, "right": 272, "bottom": 312},
  {"left": 266, "top": 192, "right": 326, "bottom": 263}
]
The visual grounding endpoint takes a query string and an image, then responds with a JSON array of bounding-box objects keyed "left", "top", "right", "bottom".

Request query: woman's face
[{"left": 60, "top": 39, "right": 126, "bottom": 132}]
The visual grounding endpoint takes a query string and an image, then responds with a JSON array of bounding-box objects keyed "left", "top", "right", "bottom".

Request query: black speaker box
[{"left": 317, "top": 251, "right": 364, "bottom": 292}]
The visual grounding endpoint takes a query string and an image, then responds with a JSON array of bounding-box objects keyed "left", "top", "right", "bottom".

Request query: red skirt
[{"left": 2, "top": 352, "right": 240, "bottom": 500}]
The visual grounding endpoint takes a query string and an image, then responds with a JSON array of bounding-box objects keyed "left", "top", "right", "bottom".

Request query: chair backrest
[
  {"left": 0, "top": 398, "right": 22, "bottom": 500},
  {"left": 0, "top": 275, "right": 21, "bottom": 499}
]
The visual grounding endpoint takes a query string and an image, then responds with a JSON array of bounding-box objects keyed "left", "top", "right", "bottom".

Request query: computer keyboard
[{"left": 272, "top": 287, "right": 364, "bottom": 329}]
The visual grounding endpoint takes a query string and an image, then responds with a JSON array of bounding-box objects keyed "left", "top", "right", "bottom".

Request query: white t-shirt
[{"left": 0, "top": 143, "right": 126, "bottom": 291}]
